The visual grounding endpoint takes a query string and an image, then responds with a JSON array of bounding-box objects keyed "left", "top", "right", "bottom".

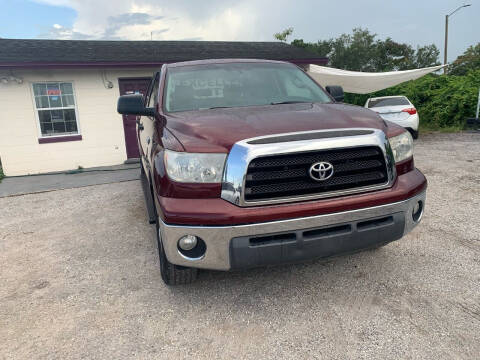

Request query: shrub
[{"left": 344, "top": 70, "right": 480, "bottom": 130}]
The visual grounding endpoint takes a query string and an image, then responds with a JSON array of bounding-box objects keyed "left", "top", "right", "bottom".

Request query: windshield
[
  {"left": 368, "top": 97, "right": 410, "bottom": 108},
  {"left": 164, "top": 62, "right": 331, "bottom": 112}
]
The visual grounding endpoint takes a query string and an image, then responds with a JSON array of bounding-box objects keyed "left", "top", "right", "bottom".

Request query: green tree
[
  {"left": 274, "top": 27, "right": 293, "bottom": 42},
  {"left": 372, "top": 41, "right": 439, "bottom": 71},
  {"left": 327, "top": 28, "right": 378, "bottom": 71},
  {"left": 290, "top": 38, "right": 331, "bottom": 57},
  {"left": 414, "top": 44, "right": 441, "bottom": 68},
  {"left": 449, "top": 43, "right": 480, "bottom": 75},
  {"left": 371, "top": 37, "right": 415, "bottom": 71},
  {"left": 282, "top": 27, "right": 440, "bottom": 72}
]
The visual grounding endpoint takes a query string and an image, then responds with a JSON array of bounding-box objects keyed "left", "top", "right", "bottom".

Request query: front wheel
[{"left": 155, "top": 216, "right": 198, "bottom": 285}]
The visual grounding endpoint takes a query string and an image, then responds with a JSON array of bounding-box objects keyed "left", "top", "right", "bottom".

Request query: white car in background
[{"left": 365, "top": 96, "right": 419, "bottom": 139}]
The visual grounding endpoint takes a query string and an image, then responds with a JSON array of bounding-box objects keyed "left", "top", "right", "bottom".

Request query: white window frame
[{"left": 30, "top": 81, "right": 81, "bottom": 139}]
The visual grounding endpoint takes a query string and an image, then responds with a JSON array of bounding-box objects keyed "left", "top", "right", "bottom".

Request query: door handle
[{"left": 136, "top": 118, "right": 144, "bottom": 131}]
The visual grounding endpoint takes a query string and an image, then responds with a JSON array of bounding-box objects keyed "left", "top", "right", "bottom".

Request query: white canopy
[{"left": 307, "top": 64, "right": 446, "bottom": 94}]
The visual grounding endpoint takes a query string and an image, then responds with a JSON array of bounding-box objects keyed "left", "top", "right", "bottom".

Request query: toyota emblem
[{"left": 309, "top": 161, "right": 334, "bottom": 181}]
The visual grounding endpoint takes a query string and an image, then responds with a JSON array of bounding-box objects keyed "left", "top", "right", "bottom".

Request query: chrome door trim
[{"left": 221, "top": 128, "right": 396, "bottom": 207}]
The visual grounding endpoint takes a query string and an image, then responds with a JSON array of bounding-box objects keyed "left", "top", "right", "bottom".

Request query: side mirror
[
  {"left": 325, "top": 85, "right": 344, "bottom": 102},
  {"left": 117, "top": 94, "right": 155, "bottom": 116}
]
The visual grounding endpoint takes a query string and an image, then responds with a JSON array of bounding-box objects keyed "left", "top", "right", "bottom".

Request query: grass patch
[
  {"left": 419, "top": 123, "right": 464, "bottom": 134},
  {"left": 0, "top": 166, "right": 4, "bottom": 183}
]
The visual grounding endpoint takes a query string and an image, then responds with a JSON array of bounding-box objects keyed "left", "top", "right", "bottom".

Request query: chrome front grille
[
  {"left": 221, "top": 129, "right": 397, "bottom": 207},
  {"left": 244, "top": 146, "right": 388, "bottom": 202}
]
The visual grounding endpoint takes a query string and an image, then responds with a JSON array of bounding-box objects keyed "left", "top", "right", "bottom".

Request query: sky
[{"left": 0, "top": 0, "right": 478, "bottom": 62}]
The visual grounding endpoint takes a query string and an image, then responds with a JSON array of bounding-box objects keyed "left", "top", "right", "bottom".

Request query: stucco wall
[{"left": 0, "top": 68, "right": 156, "bottom": 176}]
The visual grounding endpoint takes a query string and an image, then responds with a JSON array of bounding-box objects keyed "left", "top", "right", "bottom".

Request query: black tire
[
  {"left": 149, "top": 181, "right": 198, "bottom": 285},
  {"left": 140, "top": 164, "right": 156, "bottom": 224},
  {"left": 155, "top": 218, "right": 198, "bottom": 285},
  {"left": 144, "top": 163, "right": 198, "bottom": 285},
  {"left": 409, "top": 129, "right": 419, "bottom": 139}
]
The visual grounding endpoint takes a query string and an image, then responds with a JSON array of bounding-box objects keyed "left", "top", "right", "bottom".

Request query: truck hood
[{"left": 165, "top": 103, "right": 389, "bottom": 153}]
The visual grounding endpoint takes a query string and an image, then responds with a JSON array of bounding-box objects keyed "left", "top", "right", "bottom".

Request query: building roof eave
[{"left": 0, "top": 58, "right": 328, "bottom": 70}]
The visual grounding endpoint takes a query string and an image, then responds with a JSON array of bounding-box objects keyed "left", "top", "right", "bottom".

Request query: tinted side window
[{"left": 148, "top": 74, "right": 160, "bottom": 108}]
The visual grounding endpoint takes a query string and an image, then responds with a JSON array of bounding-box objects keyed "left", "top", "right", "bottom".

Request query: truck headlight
[
  {"left": 389, "top": 132, "right": 413, "bottom": 163},
  {"left": 164, "top": 150, "right": 227, "bottom": 183}
]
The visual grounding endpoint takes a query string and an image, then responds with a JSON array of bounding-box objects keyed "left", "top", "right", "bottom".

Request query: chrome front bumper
[{"left": 158, "top": 191, "right": 426, "bottom": 271}]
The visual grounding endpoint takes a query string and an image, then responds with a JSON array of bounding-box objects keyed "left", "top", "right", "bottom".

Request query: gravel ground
[{"left": 1, "top": 132, "right": 479, "bottom": 359}]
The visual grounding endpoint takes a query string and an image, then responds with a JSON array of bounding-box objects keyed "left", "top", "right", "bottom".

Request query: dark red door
[{"left": 118, "top": 78, "right": 151, "bottom": 159}]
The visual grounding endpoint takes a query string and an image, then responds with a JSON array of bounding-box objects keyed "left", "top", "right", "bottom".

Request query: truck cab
[{"left": 117, "top": 59, "right": 426, "bottom": 285}]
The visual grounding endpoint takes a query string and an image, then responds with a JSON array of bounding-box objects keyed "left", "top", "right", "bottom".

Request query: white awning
[{"left": 307, "top": 64, "right": 446, "bottom": 94}]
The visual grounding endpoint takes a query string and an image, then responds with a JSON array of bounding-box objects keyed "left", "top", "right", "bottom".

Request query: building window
[{"left": 32, "top": 82, "right": 79, "bottom": 137}]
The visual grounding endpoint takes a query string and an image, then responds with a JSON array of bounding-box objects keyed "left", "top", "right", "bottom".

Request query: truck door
[
  {"left": 118, "top": 78, "right": 151, "bottom": 159},
  {"left": 138, "top": 73, "right": 160, "bottom": 173}
]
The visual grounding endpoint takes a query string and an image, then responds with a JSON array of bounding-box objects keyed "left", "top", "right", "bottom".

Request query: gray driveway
[
  {"left": 0, "top": 132, "right": 479, "bottom": 359},
  {"left": 0, "top": 164, "right": 139, "bottom": 198}
]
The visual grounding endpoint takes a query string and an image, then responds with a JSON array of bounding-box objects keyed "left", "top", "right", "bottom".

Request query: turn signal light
[{"left": 402, "top": 107, "right": 417, "bottom": 115}]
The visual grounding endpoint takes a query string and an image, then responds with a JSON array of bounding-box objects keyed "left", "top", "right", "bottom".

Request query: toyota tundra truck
[{"left": 117, "top": 59, "right": 426, "bottom": 285}]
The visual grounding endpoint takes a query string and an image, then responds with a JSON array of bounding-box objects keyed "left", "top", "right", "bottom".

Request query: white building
[{"left": 0, "top": 39, "right": 326, "bottom": 176}]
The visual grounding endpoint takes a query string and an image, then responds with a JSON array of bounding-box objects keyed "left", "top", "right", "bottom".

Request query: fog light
[
  {"left": 177, "top": 236, "right": 207, "bottom": 260},
  {"left": 178, "top": 235, "right": 198, "bottom": 251},
  {"left": 412, "top": 200, "right": 423, "bottom": 222}
]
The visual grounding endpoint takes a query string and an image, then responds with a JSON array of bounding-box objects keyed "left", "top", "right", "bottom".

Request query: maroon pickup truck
[{"left": 117, "top": 59, "right": 426, "bottom": 285}]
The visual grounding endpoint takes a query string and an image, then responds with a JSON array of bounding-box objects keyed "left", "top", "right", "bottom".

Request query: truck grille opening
[{"left": 244, "top": 146, "right": 388, "bottom": 202}]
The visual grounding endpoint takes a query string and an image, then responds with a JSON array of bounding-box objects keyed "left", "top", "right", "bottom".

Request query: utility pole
[
  {"left": 444, "top": 15, "right": 448, "bottom": 71},
  {"left": 444, "top": 4, "right": 472, "bottom": 74}
]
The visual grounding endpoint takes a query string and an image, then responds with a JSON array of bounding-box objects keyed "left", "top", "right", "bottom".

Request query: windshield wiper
[
  {"left": 270, "top": 101, "right": 312, "bottom": 105},
  {"left": 201, "top": 101, "right": 311, "bottom": 110}
]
